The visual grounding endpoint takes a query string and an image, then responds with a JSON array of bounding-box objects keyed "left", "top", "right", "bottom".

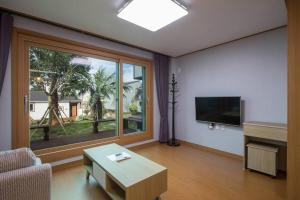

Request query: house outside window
[{"left": 30, "top": 103, "right": 35, "bottom": 112}]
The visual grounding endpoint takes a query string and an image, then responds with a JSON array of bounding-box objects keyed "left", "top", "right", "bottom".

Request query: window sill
[{"left": 35, "top": 133, "right": 153, "bottom": 163}]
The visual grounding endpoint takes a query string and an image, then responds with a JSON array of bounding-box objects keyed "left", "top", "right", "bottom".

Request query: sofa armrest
[
  {"left": 0, "top": 164, "right": 52, "bottom": 200},
  {"left": 0, "top": 148, "right": 36, "bottom": 173}
]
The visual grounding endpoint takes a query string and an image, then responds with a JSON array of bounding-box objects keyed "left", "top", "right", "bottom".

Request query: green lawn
[{"left": 31, "top": 119, "right": 116, "bottom": 141}]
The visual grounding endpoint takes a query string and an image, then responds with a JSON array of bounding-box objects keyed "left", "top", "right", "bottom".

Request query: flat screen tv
[{"left": 195, "top": 97, "right": 241, "bottom": 126}]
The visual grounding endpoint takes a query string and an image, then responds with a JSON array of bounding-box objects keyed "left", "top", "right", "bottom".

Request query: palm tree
[
  {"left": 88, "top": 68, "right": 131, "bottom": 133},
  {"left": 30, "top": 47, "right": 90, "bottom": 128},
  {"left": 89, "top": 69, "right": 115, "bottom": 133}
]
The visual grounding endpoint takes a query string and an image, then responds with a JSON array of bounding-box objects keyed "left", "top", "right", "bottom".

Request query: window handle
[{"left": 24, "top": 95, "right": 29, "bottom": 114}]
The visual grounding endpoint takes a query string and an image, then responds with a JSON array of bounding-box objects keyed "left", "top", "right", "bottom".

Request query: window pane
[
  {"left": 29, "top": 47, "right": 118, "bottom": 150},
  {"left": 122, "top": 63, "right": 146, "bottom": 134}
]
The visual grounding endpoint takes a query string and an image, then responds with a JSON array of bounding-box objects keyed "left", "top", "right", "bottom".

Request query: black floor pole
[{"left": 168, "top": 73, "right": 180, "bottom": 147}]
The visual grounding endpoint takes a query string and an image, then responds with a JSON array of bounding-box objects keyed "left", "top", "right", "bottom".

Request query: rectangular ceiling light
[{"left": 117, "top": 0, "right": 188, "bottom": 32}]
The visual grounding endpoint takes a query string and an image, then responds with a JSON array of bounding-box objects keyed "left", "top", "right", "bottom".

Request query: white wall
[
  {"left": 30, "top": 102, "right": 72, "bottom": 120},
  {"left": 171, "top": 28, "right": 287, "bottom": 155},
  {"left": 0, "top": 16, "right": 160, "bottom": 151},
  {"left": 77, "top": 103, "right": 82, "bottom": 117}
]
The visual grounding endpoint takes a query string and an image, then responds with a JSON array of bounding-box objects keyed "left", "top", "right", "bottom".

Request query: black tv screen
[{"left": 195, "top": 97, "right": 241, "bottom": 126}]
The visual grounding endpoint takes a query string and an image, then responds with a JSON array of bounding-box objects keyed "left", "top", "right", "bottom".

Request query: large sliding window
[
  {"left": 29, "top": 47, "right": 119, "bottom": 150},
  {"left": 12, "top": 29, "right": 153, "bottom": 161}
]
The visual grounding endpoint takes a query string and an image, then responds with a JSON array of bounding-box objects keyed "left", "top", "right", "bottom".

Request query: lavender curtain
[
  {"left": 0, "top": 12, "right": 13, "bottom": 96},
  {"left": 154, "top": 53, "right": 170, "bottom": 143}
]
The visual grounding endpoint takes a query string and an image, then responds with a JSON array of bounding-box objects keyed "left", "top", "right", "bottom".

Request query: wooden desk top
[
  {"left": 84, "top": 143, "right": 167, "bottom": 188},
  {"left": 243, "top": 121, "right": 287, "bottom": 142},
  {"left": 244, "top": 121, "right": 287, "bottom": 129}
]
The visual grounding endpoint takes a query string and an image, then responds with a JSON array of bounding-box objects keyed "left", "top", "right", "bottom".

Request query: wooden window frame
[{"left": 12, "top": 28, "right": 153, "bottom": 163}]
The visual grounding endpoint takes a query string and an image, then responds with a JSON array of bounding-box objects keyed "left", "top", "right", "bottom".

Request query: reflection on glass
[
  {"left": 122, "top": 63, "right": 146, "bottom": 134},
  {"left": 29, "top": 47, "right": 118, "bottom": 150}
]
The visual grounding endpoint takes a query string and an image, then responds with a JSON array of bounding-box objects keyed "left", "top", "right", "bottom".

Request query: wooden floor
[{"left": 52, "top": 143, "right": 287, "bottom": 200}]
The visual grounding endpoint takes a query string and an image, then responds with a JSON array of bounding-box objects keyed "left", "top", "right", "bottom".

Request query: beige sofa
[{"left": 0, "top": 148, "right": 51, "bottom": 200}]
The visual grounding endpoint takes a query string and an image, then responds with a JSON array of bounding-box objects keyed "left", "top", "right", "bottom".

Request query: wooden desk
[
  {"left": 243, "top": 121, "right": 287, "bottom": 172},
  {"left": 83, "top": 143, "right": 167, "bottom": 200}
]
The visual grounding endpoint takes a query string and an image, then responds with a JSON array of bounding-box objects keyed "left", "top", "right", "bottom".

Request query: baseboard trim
[
  {"left": 127, "top": 140, "right": 159, "bottom": 150},
  {"left": 180, "top": 140, "right": 243, "bottom": 160},
  {"left": 51, "top": 140, "right": 159, "bottom": 172},
  {"left": 52, "top": 159, "right": 83, "bottom": 172}
]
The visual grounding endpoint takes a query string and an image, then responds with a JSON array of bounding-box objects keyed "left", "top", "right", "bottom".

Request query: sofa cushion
[{"left": 0, "top": 148, "right": 36, "bottom": 173}]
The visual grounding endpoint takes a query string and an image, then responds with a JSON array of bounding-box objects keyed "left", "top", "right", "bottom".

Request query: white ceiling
[{"left": 0, "top": 0, "right": 287, "bottom": 57}]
